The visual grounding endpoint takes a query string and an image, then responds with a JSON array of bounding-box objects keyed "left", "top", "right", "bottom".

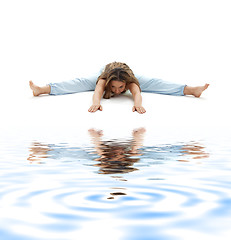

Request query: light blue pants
[{"left": 49, "top": 74, "right": 186, "bottom": 96}]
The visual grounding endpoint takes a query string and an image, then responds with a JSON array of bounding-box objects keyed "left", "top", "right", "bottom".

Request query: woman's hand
[
  {"left": 128, "top": 83, "right": 146, "bottom": 114},
  {"left": 89, "top": 79, "right": 105, "bottom": 113},
  {"left": 132, "top": 105, "right": 146, "bottom": 114},
  {"left": 88, "top": 104, "right": 103, "bottom": 113}
]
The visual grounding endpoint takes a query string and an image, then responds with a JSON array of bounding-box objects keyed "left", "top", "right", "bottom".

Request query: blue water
[{"left": 0, "top": 127, "right": 231, "bottom": 240}]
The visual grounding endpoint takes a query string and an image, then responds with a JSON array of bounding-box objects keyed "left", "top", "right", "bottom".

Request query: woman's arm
[
  {"left": 128, "top": 83, "right": 146, "bottom": 114},
  {"left": 88, "top": 79, "right": 106, "bottom": 112}
]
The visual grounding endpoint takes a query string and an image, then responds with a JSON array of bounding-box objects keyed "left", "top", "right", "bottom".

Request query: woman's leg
[
  {"left": 137, "top": 75, "right": 209, "bottom": 97},
  {"left": 137, "top": 75, "right": 186, "bottom": 96},
  {"left": 29, "top": 76, "right": 97, "bottom": 96},
  {"left": 49, "top": 77, "right": 96, "bottom": 95}
]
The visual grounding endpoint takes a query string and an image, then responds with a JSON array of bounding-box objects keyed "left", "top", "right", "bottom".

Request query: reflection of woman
[
  {"left": 27, "top": 131, "right": 209, "bottom": 171},
  {"left": 88, "top": 128, "right": 146, "bottom": 174},
  {"left": 27, "top": 142, "right": 89, "bottom": 163},
  {"left": 141, "top": 142, "right": 209, "bottom": 163},
  {"left": 29, "top": 61, "right": 209, "bottom": 114},
  {"left": 27, "top": 128, "right": 146, "bottom": 175}
]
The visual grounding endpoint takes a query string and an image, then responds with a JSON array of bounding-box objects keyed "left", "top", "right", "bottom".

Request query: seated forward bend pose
[{"left": 29, "top": 61, "right": 209, "bottom": 114}]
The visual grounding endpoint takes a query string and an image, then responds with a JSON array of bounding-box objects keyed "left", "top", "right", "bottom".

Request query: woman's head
[
  {"left": 103, "top": 68, "right": 136, "bottom": 99},
  {"left": 110, "top": 80, "right": 126, "bottom": 95}
]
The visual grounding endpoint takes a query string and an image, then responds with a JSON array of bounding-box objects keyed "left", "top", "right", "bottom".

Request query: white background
[
  {"left": 0, "top": 0, "right": 230, "bottom": 131},
  {"left": 1, "top": 0, "right": 230, "bottom": 88}
]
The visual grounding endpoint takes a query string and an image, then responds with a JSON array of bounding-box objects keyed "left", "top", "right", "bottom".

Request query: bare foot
[
  {"left": 184, "top": 84, "right": 209, "bottom": 98},
  {"left": 29, "top": 80, "right": 41, "bottom": 96},
  {"left": 193, "top": 84, "right": 209, "bottom": 97}
]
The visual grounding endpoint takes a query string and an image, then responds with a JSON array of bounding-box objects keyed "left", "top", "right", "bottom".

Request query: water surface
[{"left": 0, "top": 127, "right": 231, "bottom": 240}]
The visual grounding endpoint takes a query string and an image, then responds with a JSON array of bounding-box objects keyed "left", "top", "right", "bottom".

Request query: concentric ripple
[{"left": 0, "top": 132, "right": 231, "bottom": 240}]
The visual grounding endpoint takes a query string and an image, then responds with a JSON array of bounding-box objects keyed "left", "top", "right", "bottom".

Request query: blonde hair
[{"left": 99, "top": 67, "right": 141, "bottom": 99}]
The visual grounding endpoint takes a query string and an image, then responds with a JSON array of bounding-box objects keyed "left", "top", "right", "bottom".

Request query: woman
[{"left": 29, "top": 61, "right": 209, "bottom": 114}]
